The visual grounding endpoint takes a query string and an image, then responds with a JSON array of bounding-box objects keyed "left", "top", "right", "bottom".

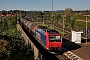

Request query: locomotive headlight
[{"left": 46, "top": 48, "right": 49, "bottom": 49}]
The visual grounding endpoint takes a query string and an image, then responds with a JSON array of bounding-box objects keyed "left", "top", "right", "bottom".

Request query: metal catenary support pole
[{"left": 84, "top": 15, "right": 89, "bottom": 46}]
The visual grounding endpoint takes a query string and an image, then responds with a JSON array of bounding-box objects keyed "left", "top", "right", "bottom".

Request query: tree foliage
[
  {"left": 0, "top": 15, "right": 33, "bottom": 60},
  {"left": 70, "top": 17, "right": 76, "bottom": 29},
  {"left": 64, "top": 8, "right": 73, "bottom": 16}
]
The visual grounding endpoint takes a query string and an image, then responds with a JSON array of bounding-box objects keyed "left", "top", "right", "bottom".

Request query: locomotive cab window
[{"left": 49, "top": 36, "right": 61, "bottom": 42}]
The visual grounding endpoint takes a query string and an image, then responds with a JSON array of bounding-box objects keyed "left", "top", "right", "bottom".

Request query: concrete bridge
[{"left": 17, "top": 24, "right": 43, "bottom": 60}]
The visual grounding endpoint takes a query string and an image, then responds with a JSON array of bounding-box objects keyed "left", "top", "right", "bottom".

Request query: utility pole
[
  {"left": 46, "top": 15, "right": 48, "bottom": 20},
  {"left": 84, "top": 15, "right": 89, "bottom": 46},
  {"left": 37, "top": 15, "right": 38, "bottom": 22},
  {"left": 62, "top": 14, "right": 66, "bottom": 36},
  {"left": 16, "top": 11, "right": 18, "bottom": 24},
  {"left": 42, "top": 15, "right": 44, "bottom": 23},
  {"left": 52, "top": 0, "right": 53, "bottom": 23}
]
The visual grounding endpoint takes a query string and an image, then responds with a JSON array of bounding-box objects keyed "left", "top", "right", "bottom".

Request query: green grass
[{"left": 36, "top": 22, "right": 66, "bottom": 35}]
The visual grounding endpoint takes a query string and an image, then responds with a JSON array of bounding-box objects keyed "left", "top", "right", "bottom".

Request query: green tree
[
  {"left": 64, "top": 8, "right": 73, "bottom": 16},
  {"left": 71, "top": 17, "right": 76, "bottom": 29},
  {"left": 0, "top": 15, "right": 34, "bottom": 60}
]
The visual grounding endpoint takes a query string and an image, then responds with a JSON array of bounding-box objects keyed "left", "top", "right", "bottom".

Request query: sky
[{"left": 0, "top": 0, "right": 90, "bottom": 11}]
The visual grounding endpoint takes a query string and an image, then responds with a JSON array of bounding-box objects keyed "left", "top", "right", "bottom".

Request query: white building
[{"left": 71, "top": 30, "right": 83, "bottom": 43}]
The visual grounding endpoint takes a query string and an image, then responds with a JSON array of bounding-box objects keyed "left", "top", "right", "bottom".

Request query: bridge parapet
[{"left": 17, "top": 24, "right": 43, "bottom": 60}]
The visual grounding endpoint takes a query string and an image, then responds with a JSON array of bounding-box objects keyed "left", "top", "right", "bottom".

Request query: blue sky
[{"left": 0, "top": 0, "right": 90, "bottom": 11}]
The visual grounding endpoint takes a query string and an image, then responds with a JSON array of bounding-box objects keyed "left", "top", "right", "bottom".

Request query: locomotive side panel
[{"left": 36, "top": 29, "right": 46, "bottom": 47}]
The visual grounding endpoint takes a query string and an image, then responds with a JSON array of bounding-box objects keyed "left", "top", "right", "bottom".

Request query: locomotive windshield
[{"left": 49, "top": 36, "right": 61, "bottom": 42}]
